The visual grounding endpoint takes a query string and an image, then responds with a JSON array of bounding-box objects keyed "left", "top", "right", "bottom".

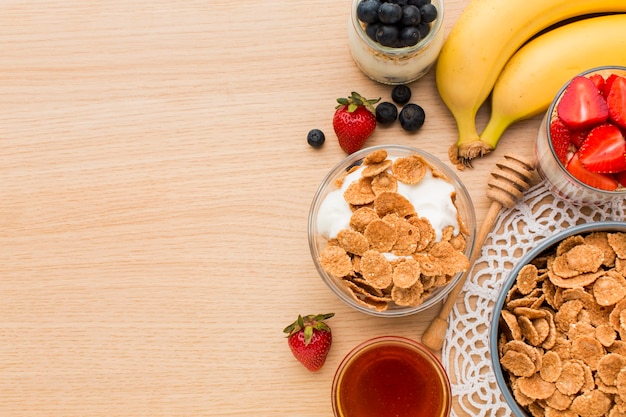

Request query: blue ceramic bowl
[{"left": 489, "top": 220, "right": 626, "bottom": 416}]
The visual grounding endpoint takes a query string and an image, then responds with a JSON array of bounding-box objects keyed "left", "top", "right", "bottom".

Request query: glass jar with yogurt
[{"left": 348, "top": 0, "right": 444, "bottom": 85}]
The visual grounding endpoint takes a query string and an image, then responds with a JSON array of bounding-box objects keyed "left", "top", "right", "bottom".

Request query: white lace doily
[{"left": 443, "top": 180, "right": 626, "bottom": 417}]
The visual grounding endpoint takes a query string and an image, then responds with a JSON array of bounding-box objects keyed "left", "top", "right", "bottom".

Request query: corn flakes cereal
[
  {"left": 364, "top": 219, "right": 397, "bottom": 252},
  {"left": 497, "top": 229, "right": 626, "bottom": 416},
  {"left": 546, "top": 389, "right": 574, "bottom": 411},
  {"left": 501, "top": 349, "right": 537, "bottom": 377},
  {"left": 392, "top": 258, "right": 420, "bottom": 288},
  {"left": 391, "top": 154, "right": 427, "bottom": 184},
  {"left": 585, "top": 232, "right": 617, "bottom": 267},
  {"left": 518, "top": 373, "right": 556, "bottom": 400},
  {"left": 593, "top": 274, "right": 626, "bottom": 306},
  {"left": 370, "top": 172, "right": 397, "bottom": 195},
  {"left": 374, "top": 191, "right": 416, "bottom": 218},
  {"left": 360, "top": 250, "right": 393, "bottom": 289},
  {"left": 318, "top": 149, "right": 471, "bottom": 312},
  {"left": 557, "top": 361, "right": 585, "bottom": 395},
  {"left": 570, "top": 389, "right": 612, "bottom": 417},
  {"left": 608, "top": 232, "right": 626, "bottom": 259},
  {"left": 336, "top": 228, "right": 369, "bottom": 257},
  {"left": 344, "top": 177, "right": 376, "bottom": 206},
  {"left": 320, "top": 245, "right": 353, "bottom": 278},
  {"left": 350, "top": 207, "right": 379, "bottom": 232},
  {"left": 597, "top": 353, "right": 626, "bottom": 386},
  {"left": 362, "top": 149, "right": 387, "bottom": 165},
  {"left": 518, "top": 264, "right": 540, "bottom": 295},
  {"left": 541, "top": 351, "right": 563, "bottom": 383},
  {"left": 362, "top": 159, "right": 393, "bottom": 178},
  {"left": 391, "top": 281, "right": 425, "bottom": 306}
]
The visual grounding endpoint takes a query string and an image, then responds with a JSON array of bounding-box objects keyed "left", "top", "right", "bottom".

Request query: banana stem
[
  {"left": 479, "top": 112, "right": 513, "bottom": 151},
  {"left": 452, "top": 113, "right": 489, "bottom": 166}
]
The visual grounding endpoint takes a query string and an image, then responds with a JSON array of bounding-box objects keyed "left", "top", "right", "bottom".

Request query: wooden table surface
[{"left": 0, "top": 1, "right": 541, "bottom": 415}]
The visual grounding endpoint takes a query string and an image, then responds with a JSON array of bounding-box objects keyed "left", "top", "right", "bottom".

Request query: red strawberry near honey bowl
[
  {"left": 333, "top": 92, "right": 380, "bottom": 154},
  {"left": 535, "top": 66, "right": 626, "bottom": 205},
  {"left": 283, "top": 313, "right": 334, "bottom": 372}
]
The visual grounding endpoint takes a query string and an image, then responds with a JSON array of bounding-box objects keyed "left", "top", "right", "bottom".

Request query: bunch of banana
[{"left": 436, "top": 0, "right": 626, "bottom": 167}]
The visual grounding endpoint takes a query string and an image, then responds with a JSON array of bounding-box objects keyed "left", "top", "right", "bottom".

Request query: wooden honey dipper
[{"left": 421, "top": 153, "right": 535, "bottom": 351}]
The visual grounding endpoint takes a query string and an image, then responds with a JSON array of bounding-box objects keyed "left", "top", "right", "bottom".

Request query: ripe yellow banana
[
  {"left": 436, "top": 0, "right": 626, "bottom": 167},
  {"left": 480, "top": 14, "right": 626, "bottom": 153}
]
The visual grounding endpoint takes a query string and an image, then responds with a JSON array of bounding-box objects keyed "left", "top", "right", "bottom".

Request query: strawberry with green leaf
[
  {"left": 333, "top": 92, "right": 380, "bottom": 154},
  {"left": 283, "top": 313, "right": 334, "bottom": 372}
]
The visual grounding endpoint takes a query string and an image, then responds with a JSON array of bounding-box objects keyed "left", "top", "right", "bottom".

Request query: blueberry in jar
[
  {"left": 401, "top": 5, "right": 421, "bottom": 26},
  {"left": 376, "top": 25, "right": 400, "bottom": 47},
  {"left": 399, "top": 26, "right": 420, "bottom": 47},
  {"left": 378, "top": 2, "right": 403, "bottom": 24},
  {"left": 399, "top": 104, "right": 426, "bottom": 132},
  {"left": 357, "top": 0, "right": 381, "bottom": 24},
  {"left": 420, "top": 3, "right": 438, "bottom": 23}
]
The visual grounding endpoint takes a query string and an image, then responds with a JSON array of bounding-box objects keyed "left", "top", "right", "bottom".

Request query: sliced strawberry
[
  {"left": 589, "top": 73, "right": 605, "bottom": 92},
  {"left": 607, "top": 76, "right": 626, "bottom": 129},
  {"left": 614, "top": 170, "right": 626, "bottom": 188},
  {"left": 567, "top": 152, "right": 619, "bottom": 191},
  {"left": 549, "top": 118, "right": 571, "bottom": 164},
  {"left": 603, "top": 74, "right": 620, "bottom": 99},
  {"left": 569, "top": 128, "right": 589, "bottom": 149},
  {"left": 557, "top": 75, "right": 609, "bottom": 130},
  {"left": 578, "top": 123, "right": 626, "bottom": 173}
]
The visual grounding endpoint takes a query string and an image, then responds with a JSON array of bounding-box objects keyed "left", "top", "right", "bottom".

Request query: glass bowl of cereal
[
  {"left": 489, "top": 221, "right": 626, "bottom": 417},
  {"left": 308, "top": 145, "right": 476, "bottom": 317}
]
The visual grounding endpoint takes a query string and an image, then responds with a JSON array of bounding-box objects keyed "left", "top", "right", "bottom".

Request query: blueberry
[
  {"left": 365, "top": 22, "right": 381, "bottom": 42},
  {"left": 399, "top": 104, "right": 425, "bottom": 132},
  {"left": 357, "top": 0, "right": 381, "bottom": 24},
  {"left": 387, "top": 0, "right": 408, "bottom": 5},
  {"left": 378, "top": 3, "right": 402, "bottom": 24},
  {"left": 399, "top": 26, "right": 420, "bottom": 47},
  {"left": 416, "top": 21, "right": 431, "bottom": 39},
  {"left": 420, "top": 3, "right": 437, "bottom": 23},
  {"left": 375, "top": 102, "right": 398, "bottom": 124},
  {"left": 391, "top": 85, "right": 412, "bottom": 104},
  {"left": 401, "top": 5, "right": 421, "bottom": 26},
  {"left": 307, "top": 129, "right": 325, "bottom": 147},
  {"left": 376, "top": 25, "right": 399, "bottom": 47},
  {"left": 408, "top": 0, "right": 430, "bottom": 6}
]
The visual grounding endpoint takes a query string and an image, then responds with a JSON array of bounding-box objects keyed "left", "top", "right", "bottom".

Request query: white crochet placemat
[{"left": 443, "top": 180, "right": 626, "bottom": 417}]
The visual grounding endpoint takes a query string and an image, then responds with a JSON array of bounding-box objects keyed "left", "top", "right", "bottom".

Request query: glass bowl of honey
[{"left": 332, "top": 336, "right": 452, "bottom": 417}]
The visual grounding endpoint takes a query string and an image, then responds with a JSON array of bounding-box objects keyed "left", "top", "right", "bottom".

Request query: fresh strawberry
[
  {"left": 589, "top": 73, "right": 605, "bottom": 92},
  {"left": 607, "top": 76, "right": 626, "bottom": 129},
  {"left": 567, "top": 152, "right": 619, "bottom": 191},
  {"left": 283, "top": 313, "right": 334, "bottom": 372},
  {"left": 578, "top": 123, "right": 626, "bottom": 173},
  {"left": 603, "top": 74, "right": 620, "bottom": 99},
  {"left": 615, "top": 170, "right": 626, "bottom": 188},
  {"left": 557, "top": 75, "right": 608, "bottom": 130},
  {"left": 569, "top": 128, "right": 589, "bottom": 148},
  {"left": 549, "top": 118, "right": 571, "bottom": 164},
  {"left": 333, "top": 92, "right": 380, "bottom": 154}
]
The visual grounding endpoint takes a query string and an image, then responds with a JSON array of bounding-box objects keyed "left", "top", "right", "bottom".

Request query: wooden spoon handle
[{"left": 421, "top": 154, "right": 534, "bottom": 351}]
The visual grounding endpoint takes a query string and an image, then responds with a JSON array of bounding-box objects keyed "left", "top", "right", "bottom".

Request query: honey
[{"left": 332, "top": 337, "right": 451, "bottom": 417}]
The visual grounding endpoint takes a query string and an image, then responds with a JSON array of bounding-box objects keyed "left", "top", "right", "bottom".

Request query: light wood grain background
[{"left": 0, "top": 0, "right": 540, "bottom": 415}]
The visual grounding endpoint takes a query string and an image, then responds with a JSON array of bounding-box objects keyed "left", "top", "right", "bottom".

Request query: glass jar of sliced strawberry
[{"left": 535, "top": 66, "right": 626, "bottom": 205}]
